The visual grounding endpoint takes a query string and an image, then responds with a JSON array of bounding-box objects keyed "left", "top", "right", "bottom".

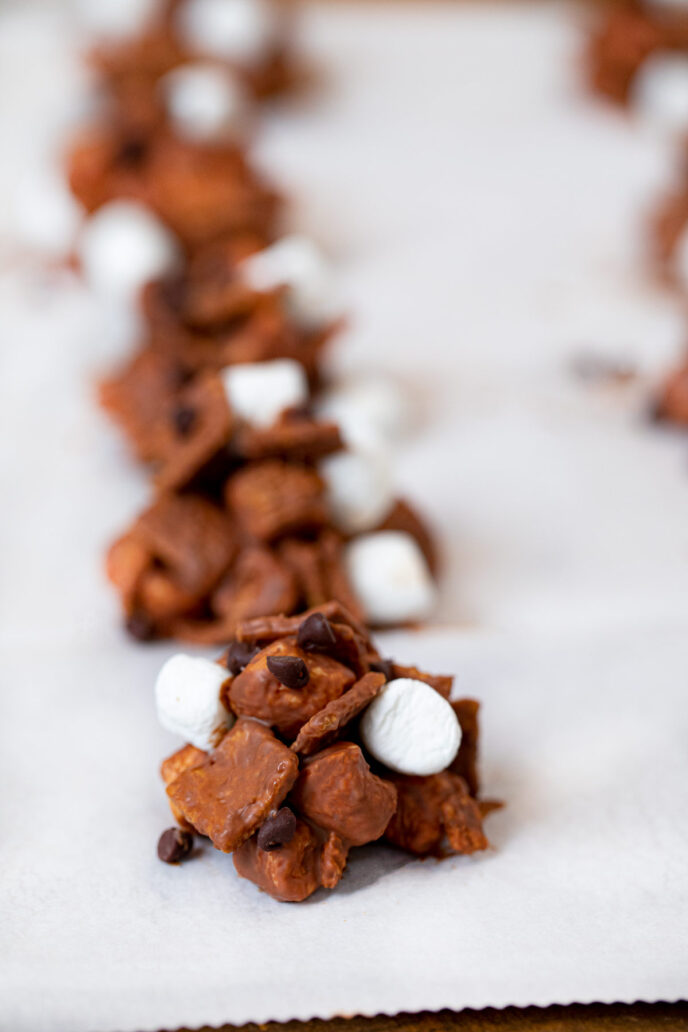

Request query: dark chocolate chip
[
  {"left": 157, "top": 827, "right": 194, "bottom": 864},
  {"left": 172, "top": 404, "right": 197, "bottom": 437},
  {"left": 257, "top": 807, "right": 297, "bottom": 851},
  {"left": 267, "top": 655, "right": 310, "bottom": 690},
  {"left": 297, "top": 612, "right": 336, "bottom": 653},
  {"left": 117, "top": 137, "right": 147, "bottom": 167},
  {"left": 225, "top": 640, "right": 259, "bottom": 676},
  {"left": 126, "top": 612, "right": 156, "bottom": 642},
  {"left": 370, "top": 658, "right": 395, "bottom": 682}
]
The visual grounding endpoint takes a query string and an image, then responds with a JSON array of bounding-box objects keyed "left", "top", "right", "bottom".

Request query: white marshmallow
[
  {"left": 316, "top": 375, "right": 410, "bottom": 451},
  {"left": 241, "top": 236, "right": 342, "bottom": 328},
  {"left": 345, "top": 531, "right": 436, "bottom": 625},
  {"left": 14, "top": 169, "right": 82, "bottom": 256},
  {"left": 221, "top": 358, "right": 308, "bottom": 427},
  {"left": 360, "top": 678, "right": 461, "bottom": 776},
  {"left": 155, "top": 654, "right": 233, "bottom": 751},
  {"left": 161, "top": 63, "right": 249, "bottom": 143},
  {"left": 176, "top": 0, "right": 276, "bottom": 63},
  {"left": 78, "top": 201, "right": 180, "bottom": 304},
  {"left": 633, "top": 55, "right": 688, "bottom": 133},
  {"left": 75, "top": 0, "right": 159, "bottom": 38},
  {"left": 320, "top": 449, "right": 395, "bottom": 535}
]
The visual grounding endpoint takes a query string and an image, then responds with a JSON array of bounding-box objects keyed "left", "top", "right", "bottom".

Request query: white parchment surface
[{"left": 1, "top": 3, "right": 688, "bottom": 1030}]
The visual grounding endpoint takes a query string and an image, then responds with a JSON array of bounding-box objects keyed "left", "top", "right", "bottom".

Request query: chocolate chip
[
  {"left": 225, "top": 640, "right": 259, "bottom": 676},
  {"left": 157, "top": 827, "right": 194, "bottom": 864},
  {"left": 267, "top": 655, "right": 310, "bottom": 690},
  {"left": 126, "top": 611, "right": 156, "bottom": 642},
  {"left": 172, "top": 404, "right": 197, "bottom": 437},
  {"left": 257, "top": 808, "right": 297, "bottom": 851},
  {"left": 117, "top": 137, "right": 147, "bottom": 167},
  {"left": 370, "top": 658, "right": 395, "bottom": 682},
  {"left": 297, "top": 612, "right": 336, "bottom": 653}
]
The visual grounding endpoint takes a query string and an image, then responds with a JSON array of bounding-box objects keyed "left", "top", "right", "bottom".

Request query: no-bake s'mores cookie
[
  {"left": 155, "top": 603, "right": 494, "bottom": 901},
  {"left": 68, "top": 0, "right": 299, "bottom": 252},
  {"left": 88, "top": 0, "right": 299, "bottom": 135},
  {"left": 68, "top": 125, "right": 280, "bottom": 253},
  {"left": 99, "top": 237, "right": 341, "bottom": 464},
  {"left": 587, "top": 0, "right": 688, "bottom": 120},
  {"left": 106, "top": 436, "right": 438, "bottom": 643}
]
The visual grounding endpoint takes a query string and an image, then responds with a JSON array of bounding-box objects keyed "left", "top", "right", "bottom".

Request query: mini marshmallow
[
  {"left": 176, "top": 0, "right": 276, "bottom": 63},
  {"left": 360, "top": 677, "right": 461, "bottom": 776},
  {"left": 14, "top": 169, "right": 82, "bottom": 256},
  {"left": 633, "top": 55, "right": 688, "bottom": 133},
  {"left": 221, "top": 358, "right": 308, "bottom": 427},
  {"left": 241, "top": 236, "right": 342, "bottom": 328},
  {"left": 345, "top": 531, "right": 436, "bottom": 625},
  {"left": 161, "top": 63, "right": 249, "bottom": 143},
  {"left": 316, "top": 375, "right": 410, "bottom": 451},
  {"left": 75, "top": 0, "right": 160, "bottom": 38},
  {"left": 155, "top": 654, "right": 233, "bottom": 751},
  {"left": 320, "top": 449, "right": 395, "bottom": 535},
  {"left": 78, "top": 201, "right": 180, "bottom": 304}
]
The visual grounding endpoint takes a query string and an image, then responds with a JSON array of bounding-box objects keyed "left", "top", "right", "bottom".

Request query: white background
[{"left": 1, "top": 3, "right": 688, "bottom": 1030}]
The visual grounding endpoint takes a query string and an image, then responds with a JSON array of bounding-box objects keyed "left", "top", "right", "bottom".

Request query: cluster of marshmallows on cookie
[
  {"left": 218, "top": 344, "right": 435, "bottom": 626},
  {"left": 76, "top": 0, "right": 278, "bottom": 58},
  {"left": 155, "top": 652, "right": 461, "bottom": 776},
  {"left": 77, "top": 195, "right": 436, "bottom": 628}
]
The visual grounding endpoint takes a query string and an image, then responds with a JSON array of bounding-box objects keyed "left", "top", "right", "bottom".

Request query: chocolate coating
[
  {"left": 229, "top": 636, "right": 355, "bottom": 738},
  {"left": 166, "top": 719, "right": 299, "bottom": 852},
  {"left": 291, "top": 671, "right": 385, "bottom": 756},
  {"left": 233, "top": 819, "right": 322, "bottom": 902},
  {"left": 385, "top": 771, "right": 487, "bottom": 857},
  {"left": 291, "top": 741, "right": 397, "bottom": 846}
]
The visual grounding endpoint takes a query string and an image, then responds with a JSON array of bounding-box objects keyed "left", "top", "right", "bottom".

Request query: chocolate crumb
[
  {"left": 172, "top": 404, "right": 197, "bottom": 437},
  {"left": 126, "top": 611, "right": 156, "bottom": 642},
  {"left": 297, "top": 612, "right": 336, "bottom": 653},
  {"left": 267, "top": 655, "right": 310, "bottom": 690},
  {"left": 370, "top": 658, "right": 395, "bottom": 682},
  {"left": 157, "top": 827, "right": 194, "bottom": 864},
  {"left": 257, "top": 807, "right": 297, "bottom": 851},
  {"left": 225, "top": 640, "right": 259, "bottom": 676}
]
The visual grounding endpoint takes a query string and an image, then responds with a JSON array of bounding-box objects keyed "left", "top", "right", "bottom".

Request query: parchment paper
[{"left": 2, "top": 3, "right": 688, "bottom": 1030}]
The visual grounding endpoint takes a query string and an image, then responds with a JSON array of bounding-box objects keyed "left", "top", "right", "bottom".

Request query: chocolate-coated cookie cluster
[
  {"left": 68, "top": 0, "right": 440, "bottom": 644},
  {"left": 156, "top": 605, "right": 493, "bottom": 902},
  {"left": 64, "top": 0, "right": 498, "bottom": 902}
]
